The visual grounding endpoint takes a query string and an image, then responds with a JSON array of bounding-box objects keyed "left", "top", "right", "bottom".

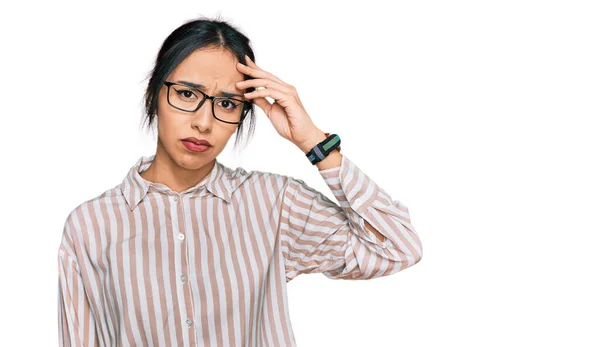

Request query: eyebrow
[{"left": 175, "top": 80, "right": 244, "bottom": 98}]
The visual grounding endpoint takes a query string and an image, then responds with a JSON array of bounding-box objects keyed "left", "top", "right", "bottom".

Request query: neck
[{"left": 140, "top": 144, "right": 215, "bottom": 194}]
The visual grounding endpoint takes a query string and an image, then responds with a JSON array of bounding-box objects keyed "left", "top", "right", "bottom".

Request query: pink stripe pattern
[{"left": 58, "top": 153, "right": 422, "bottom": 346}]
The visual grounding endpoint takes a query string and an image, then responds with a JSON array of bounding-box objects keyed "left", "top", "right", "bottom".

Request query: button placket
[
  {"left": 173, "top": 195, "right": 186, "bottom": 243},
  {"left": 175, "top": 194, "right": 197, "bottom": 341}
]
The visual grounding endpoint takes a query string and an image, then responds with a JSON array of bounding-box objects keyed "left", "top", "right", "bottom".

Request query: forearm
[
  {"left": 296, "top": 129, "right": 386, "bottom": 242},
  {"left": 296, "top": 128, "right": 342, "bottom": 171},
  {"left": 366, "top": 221, "right": 386, "bottom": 242}
]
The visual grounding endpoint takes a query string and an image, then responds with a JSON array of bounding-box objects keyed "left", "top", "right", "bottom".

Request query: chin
[
  {"left": 179, "top": 149, "right": 218, "bottom": 167},
  {"left": 176, "top": 154, "right": 207, "bottom": 168}
]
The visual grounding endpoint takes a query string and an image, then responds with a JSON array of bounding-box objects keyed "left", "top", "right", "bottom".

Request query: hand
[{"left": 235, "top": 55, "right": 321, "bottom": 148}]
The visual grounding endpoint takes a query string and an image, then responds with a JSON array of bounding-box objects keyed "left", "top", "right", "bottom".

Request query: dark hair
[{"left": 140, "top": 15, "right": 257, "bottom": 151}]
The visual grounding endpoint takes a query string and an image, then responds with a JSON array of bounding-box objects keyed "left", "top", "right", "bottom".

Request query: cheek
[
  {"left": 156, "top": 110, "right": 184, "bottom": 143},
  {"left": 215, "top": 123, "right": 238, "bottom": 142}
]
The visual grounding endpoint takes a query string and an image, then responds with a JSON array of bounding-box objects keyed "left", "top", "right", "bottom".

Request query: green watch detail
[{"left": 306, "top": 133, "right": 341, "bottom": 165}]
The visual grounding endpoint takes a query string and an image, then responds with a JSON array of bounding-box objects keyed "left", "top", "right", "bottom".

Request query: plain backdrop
[{"left": 1, "top": 1, "right": 599, "bottom": 346}]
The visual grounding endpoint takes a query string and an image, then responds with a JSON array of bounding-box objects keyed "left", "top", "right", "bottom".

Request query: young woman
[{"left": 57, "top": 16, "right": 423, "bottom": 347}]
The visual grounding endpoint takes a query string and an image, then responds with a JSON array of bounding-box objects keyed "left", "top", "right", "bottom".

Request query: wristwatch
[
  {"left": 305, "top": 132, "right": 341, "bottom": 165},
  {"left": 324, "top": 133, "right": 341, "bottom": 152}
]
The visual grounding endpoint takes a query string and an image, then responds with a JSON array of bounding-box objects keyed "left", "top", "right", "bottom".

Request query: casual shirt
[{"left": 57, "top": 153, "right": 423, "bottom": 346}]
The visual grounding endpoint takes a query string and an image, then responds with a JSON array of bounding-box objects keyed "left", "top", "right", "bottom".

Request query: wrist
[{"left": 297, "top": 129, "right": 326, "bottom": 153}]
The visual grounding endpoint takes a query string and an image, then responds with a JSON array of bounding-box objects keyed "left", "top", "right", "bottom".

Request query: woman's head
[{"left": 141, "top": 15, "right": 257, "bottom": 171}]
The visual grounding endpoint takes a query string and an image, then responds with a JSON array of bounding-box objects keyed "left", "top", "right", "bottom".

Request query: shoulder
[
  {"left": 61, "top": 185, "right": 121, "bottom": 237},
  {"left": 223, "top": 163, "right": 293, "bottom": 193}
]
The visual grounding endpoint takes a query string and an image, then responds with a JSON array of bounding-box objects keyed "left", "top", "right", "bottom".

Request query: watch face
[{"left": 324, "top": 133, "right": 341, "bottom": 152}]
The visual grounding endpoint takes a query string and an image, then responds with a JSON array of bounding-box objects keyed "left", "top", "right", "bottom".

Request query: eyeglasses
[{"left": 163, "top": 81, "right": 252, "bottom": 124}]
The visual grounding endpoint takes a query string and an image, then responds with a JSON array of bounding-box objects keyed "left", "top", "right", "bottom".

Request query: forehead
[{"left": 170, "top": 47, "right": 243, "bottom": 84}]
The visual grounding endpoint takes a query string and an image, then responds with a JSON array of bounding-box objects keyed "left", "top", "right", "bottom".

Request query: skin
[
  {"left": 140, "top": 46, "right": 241, "bottom": 193},
  {"left": 141, "top": 46, "right": 385, "bottom": 242}
]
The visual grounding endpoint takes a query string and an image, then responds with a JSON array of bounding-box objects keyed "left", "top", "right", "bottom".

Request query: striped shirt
[{"left": 57, "top": 153, "right": 423, "bottom": 346}]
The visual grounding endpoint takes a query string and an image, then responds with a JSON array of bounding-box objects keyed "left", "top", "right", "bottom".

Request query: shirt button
[
  {"left": 173, "top": 196, "right": 179, "bottom": 202},
  {"left": 186, "top": 318, "right": 193, "bottom": 327},
  {"left": 180, "top": 274, "right": 187, "bottom": 283},
  {"left": 355, "top": 198, "right": 363, "bottom": 205},
  {"left": 178, "top": 233, "right": 185, "bottom": 241}
]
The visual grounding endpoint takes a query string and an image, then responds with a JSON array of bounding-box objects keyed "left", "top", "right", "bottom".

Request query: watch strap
[{"left": 306, "top": 133, "right": 341, "bottom": 165}]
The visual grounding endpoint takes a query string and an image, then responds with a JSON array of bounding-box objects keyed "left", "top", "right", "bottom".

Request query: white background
[{"left": 0, "top": 0, "right": 598, "bottom": 346}]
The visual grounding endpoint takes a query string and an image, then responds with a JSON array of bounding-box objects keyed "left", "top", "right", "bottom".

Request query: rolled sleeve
[{"left": 279, "top": 154, "right": 422, "bottom": 281}]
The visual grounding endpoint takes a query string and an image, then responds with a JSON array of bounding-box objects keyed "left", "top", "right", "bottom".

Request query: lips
[{"left": 182, "top": 137, "right": 212, "bottom": 146}]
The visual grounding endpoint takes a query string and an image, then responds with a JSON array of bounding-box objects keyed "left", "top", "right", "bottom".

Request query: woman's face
[{"left": 156, "top": 46, "right": 246, "bottom": 170}]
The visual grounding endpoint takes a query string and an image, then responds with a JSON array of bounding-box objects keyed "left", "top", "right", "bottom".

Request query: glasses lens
[
  {"left": 168, "top": 84, "right": 203, "bottom": 112},
  {"left": 213, "top": 97, "right": 246, "bottom": 123},
  {"left": 168, "top": 84, "right": 247, "bottom": 123}
]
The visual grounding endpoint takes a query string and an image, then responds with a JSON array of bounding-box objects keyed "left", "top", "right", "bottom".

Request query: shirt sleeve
[
  {"left": 58, "top": 218, "right": 100, "bottom": 346},
  {"left": 280, "top": 153, "right": 423, "bottom": 282}
]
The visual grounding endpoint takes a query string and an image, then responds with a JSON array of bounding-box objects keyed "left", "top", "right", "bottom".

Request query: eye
[
  {"left": 175, "top": 88, "right": 198, "bottom": 100},
  {"left": 217, "top": 98, "right": 240, "bottom": 111}
]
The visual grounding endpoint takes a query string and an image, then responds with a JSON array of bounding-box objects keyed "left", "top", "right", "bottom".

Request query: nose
[{"left": 191, "top": 96, "right": 215, "bottom": 129}]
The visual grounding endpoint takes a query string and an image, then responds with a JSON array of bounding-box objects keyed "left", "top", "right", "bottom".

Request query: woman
[{"left": 57, "top": 16, "right": 423, "bottom": 347}]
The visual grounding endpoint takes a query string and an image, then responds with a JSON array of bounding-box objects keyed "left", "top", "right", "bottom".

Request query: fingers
[
  {"left": 243, "top": 87, "right": 287, "bottom": 103},
  {"left": 236, "top": 78, "right": 291, "bottom": 94},
  {"left": 237, "top": 55, "right": 288, "bottom": 86}
]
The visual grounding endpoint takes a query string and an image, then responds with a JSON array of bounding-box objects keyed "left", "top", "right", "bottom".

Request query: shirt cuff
[
  {"left": 318, "top": 153, "right": 377, "bottom": 214},
  {"left": 318, "top": 154, "right": 390, "bottom": 248}
]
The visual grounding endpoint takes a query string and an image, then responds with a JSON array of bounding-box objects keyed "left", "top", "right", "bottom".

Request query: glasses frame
[{"left": 163, "top": 81, "right": 252, "bottom": 125}]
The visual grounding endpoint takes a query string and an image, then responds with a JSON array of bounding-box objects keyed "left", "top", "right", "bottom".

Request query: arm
[
  {"left": 302, "top": 135, "right": 387, "bottom": 243},
  {"left": 280, "top": 137, "right": 423, "bottom": 281},
  {"left": 58, "top": 217, "right": 99, "bottom": 346},
  {"left": 234, "top": 57, "right": 422, "bottom": 281}
]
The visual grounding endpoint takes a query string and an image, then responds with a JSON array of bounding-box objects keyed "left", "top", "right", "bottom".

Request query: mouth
[
  {"left": 181, "top": 140, "right": 212, "bottom": 153},
  {"left": 182, "top": 137, "right": 212, "bottom": 146}
]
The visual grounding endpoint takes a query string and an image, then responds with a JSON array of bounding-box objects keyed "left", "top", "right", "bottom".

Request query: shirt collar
[{"left": 120, "top": 154, "right": 250, "bottom": 211}]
